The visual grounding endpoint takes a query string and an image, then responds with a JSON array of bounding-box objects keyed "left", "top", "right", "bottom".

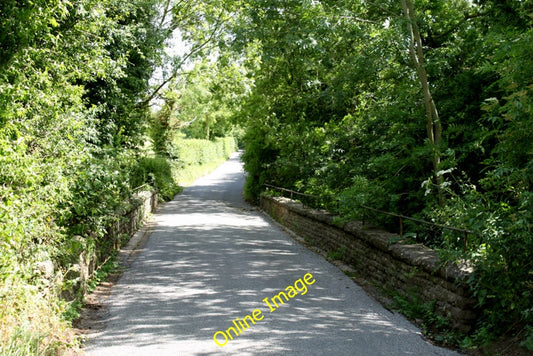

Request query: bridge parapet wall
[{"left": 260, "top": 195, "right": 477, "bottom": 333}]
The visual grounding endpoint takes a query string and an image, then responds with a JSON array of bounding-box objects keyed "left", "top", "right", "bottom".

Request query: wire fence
[{"left": 264, "top": 183, "right": 473, "bottom": 250}]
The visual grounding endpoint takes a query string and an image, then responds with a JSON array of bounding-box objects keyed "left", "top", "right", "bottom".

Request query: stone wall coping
[
  {"left": 135, "top": 190, "right": 153, "bottom": 200},
  {"left": 264, "top": 195, "right": 473, "bottom": 284}
]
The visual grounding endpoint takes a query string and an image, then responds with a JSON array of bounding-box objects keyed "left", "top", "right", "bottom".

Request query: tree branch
[
  {"left": 138, "top": 11, "right": 226, "bottom": 107},
  {"left": 365, "top": 1, "right": 401, "bottom": 18},
  {"left": 337, "top": 16, "right": 379, "bottom": 25},
  {"left": 157, "top": 0, "right": 173, "bottom": 29},
  {"left": 432, "top": 12, "right": 485, "bottom": 40},
  {"left": 172, "top": 115, "right": 199, "bottom": 129}
]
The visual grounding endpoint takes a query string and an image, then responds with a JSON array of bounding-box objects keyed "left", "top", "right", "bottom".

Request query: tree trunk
[
  {"left": 205, "top": 113, "right": 210, "bottom": 140},
  {"left": 401, "top": 0, "right": 444, "bottom": 205}
]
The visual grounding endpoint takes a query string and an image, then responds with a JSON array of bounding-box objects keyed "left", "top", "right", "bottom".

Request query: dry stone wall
[
  {"left": 77, "top": 190, "right": 158, "bottom": 296},
  {"left": 260, "top": 195, "right": 477, "bottom": 333}
]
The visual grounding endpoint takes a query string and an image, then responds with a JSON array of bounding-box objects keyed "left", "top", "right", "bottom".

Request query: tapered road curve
[{"left": 86, "top": 152, "right": 460, "bottom": 355}]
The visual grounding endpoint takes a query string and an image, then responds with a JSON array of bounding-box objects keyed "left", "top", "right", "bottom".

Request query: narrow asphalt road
[{"left": 85, "top": 152, "right": 461, "bottom": 356}]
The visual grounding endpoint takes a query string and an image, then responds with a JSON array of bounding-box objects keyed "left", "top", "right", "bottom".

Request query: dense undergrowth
[
  {"left": 0, "top": 1, "right": 238, "bottom": 353},
  {"left": 0, "top": 135, "right": 236, "bottom": 354},
  {"left": 224, "top": 0, "right": 533, "bottom": 352},
  {"left": 2, "top": 0, "right": 532, "bottom": 353}
]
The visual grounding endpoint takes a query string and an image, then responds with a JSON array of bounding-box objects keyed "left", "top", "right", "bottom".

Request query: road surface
[{"left": 85, "top": 152, "right": 460, "bottom": 355}]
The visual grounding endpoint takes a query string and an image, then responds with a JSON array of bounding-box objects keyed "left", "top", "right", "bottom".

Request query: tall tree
[{"left": 400, "top": 0, "right": 444, "bottom": 204}]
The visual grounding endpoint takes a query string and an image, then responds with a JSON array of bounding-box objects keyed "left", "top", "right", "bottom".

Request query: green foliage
[
  {"left": 242, "top": 120, "right": 279, "bottom": 201},
  {"left": 0, "top": 0, "right": 174, "bottom": 352},
  {"left": 327, "top": 247, "right": 347, "bottom": 261},
  {"left": 149, "top": 112, "right": 173, "bottom": 156},
  {"left": 1, "top": 0, "right": 531, "bottom": 352},
  {"left": 423, "top": 7, "right": 533, "bottom": 346},
  {"left": 521, "top": 326, "right": 533, "bottom": 351},
  {"left": 152, "top": 134, "right": 239, "bottom": 188},
  {"left": 150, "top": 58, "right": 249, "bottom": 148},
  {"left": 168, "top": 135, "right": 237, "bottom": 167},
  {"left": 87, "top": 253, "right": 120, "bottom": 293},
  {"left": 65, "top": 149, "right": 135, "bottom": 238},
  {"left": 0, "top": 327, "right": 57, "bottom": 356},
  {"left": 465, "top": 197, "right": 533, "bottom": 344},
  {"left": 204, "top": 0, "right": 533, "bottom": 349},
  {"left": 131, "top": 156, "right": 182, "bottom": 201},
  {"left": 338, "top": 176, "right": 390, "bottom": 224},
  {"left": 388, "top": 289, "right": 460, "bottom": 347}
]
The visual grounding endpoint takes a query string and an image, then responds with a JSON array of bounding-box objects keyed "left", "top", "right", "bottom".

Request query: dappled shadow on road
[{"left": 87, "top": 153, "right": 457, "bottom": 356}]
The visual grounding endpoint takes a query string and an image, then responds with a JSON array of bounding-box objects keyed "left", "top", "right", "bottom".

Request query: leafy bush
[
  {"left": 131, "top": 156, "right": 182, "bottom": 201},
  {"left": 0, "top": 0, "right": 170, "bottom": 351},
  {"left": 235, "top": 0, "right": 532, "bottom": 350},
  {"left": 337, "top": 175, "right": 390, "bottom": 225},
  {"left": 242, "top": 120, "right": 279, "bottom": 201},
  {"left": 219, "top": 136, "right": 239, "bottom": 158},
  {"left": 468, "top": 198, "right": 532, "bottom": 346},
  {"left": 168, "top": 135, "right": 237, "bottom": 167}
]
